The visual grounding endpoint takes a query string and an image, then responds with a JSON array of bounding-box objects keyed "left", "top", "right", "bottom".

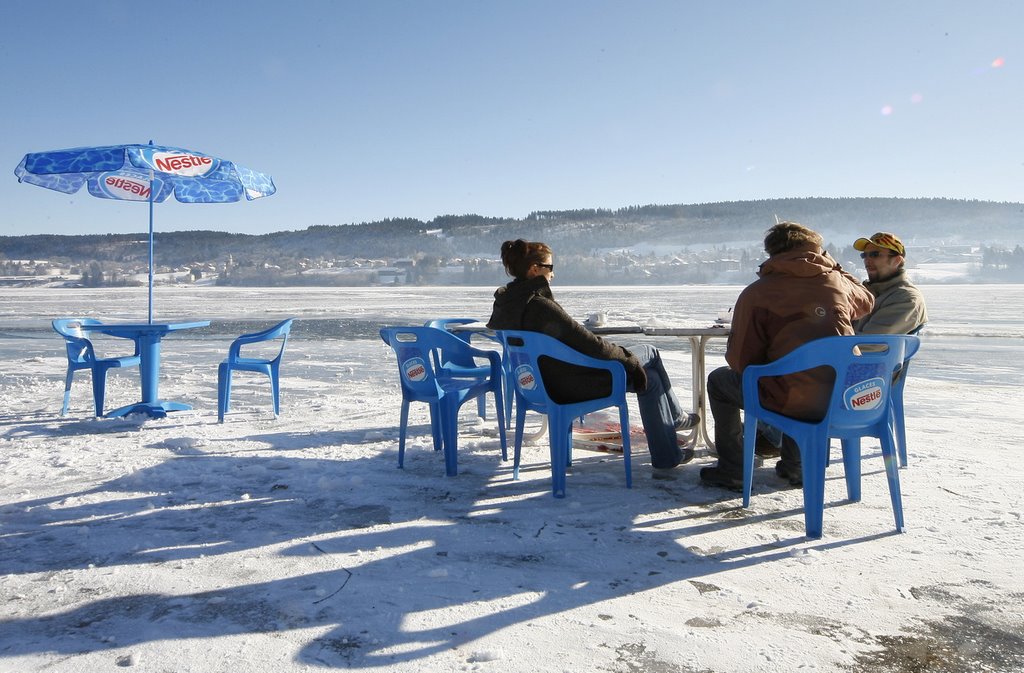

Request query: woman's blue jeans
[{"left": 626, "top": 344, "right": 686, "bottom": 469}]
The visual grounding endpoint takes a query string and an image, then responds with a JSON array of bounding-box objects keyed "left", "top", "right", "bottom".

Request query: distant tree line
[
  {"left": 3, "top": 197, "right": 1021, "bottom": 286},
  {"left": 980, "top": 244, "right": 1024, "bottom": 280}
]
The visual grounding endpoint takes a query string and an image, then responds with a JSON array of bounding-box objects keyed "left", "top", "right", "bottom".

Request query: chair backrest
[
  {"left": 53, "top": 317, "right": 103, "bottom": 339},
  {"left": 499, "top": 330, "right": 627, "bottom": 412},
  {"left": 228, "top": 318, "right": 293, "bottom": 363},
  {"left": 744, "top": 335, "right": 920, "bottom": 435},
  {"left": 424, "top": 318, "right": 480, "bottom": 368},
  {"left": 381, "top": 326, "right": 495, "bottom": 401},
  {"left": 827, "top": 336, "right": 915, "bottom": 434},
  {"left": 893, "top": 323, "right": 925, "bottom": 381},
  {"left": 52, "top": 317, "right": 103, "bottom": 364},
  {"left": 424, "top": 318, "right": 477, "bottom": 335}
]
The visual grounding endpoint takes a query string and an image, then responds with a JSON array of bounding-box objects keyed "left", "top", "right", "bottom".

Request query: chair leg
[
  {"left": 512, "top": 406, "right": 527, "bottom": 480},
  {"left": 398, "top": 400, "right": 410, "bottom": 468},
  {"left": 91, "top": 366, "right": 107, "bottom": 417},
  {"left": 270, "top": 365, "right": 282, "bottom": 416},
  {"left": 61, "top": 369, "right": 75, "bottom": 417},
  {"left": 549, "top": 412, "right": 569, "bottom": 498},
  {"left": 217, "top": 365, "right": 231, "bottom": 423},
  {"left": 428, "top": 403, "right": 442, "bottom": 452},
  {"left": 892, "top": 405, "right": 909, "bottom": 468},
  {"left": 440, "top": 399, "right": 460, "bottom": 477},
  {"left": 493, "top": 387, "right": 508, "bottom": 461},
  {"left": 799, "top": 437, "right": 828, "bottom": 539},
  {"left": 549, "top": 429, "right": 568, "bottom": 498},
  {"left": 618, "top": 404, "right": 632, "bottom": 489},
  {"left": 504, "top": 375, "right": 514, "bottom": 427},
  {"left": 840, "top": 438, "right": 863, "bottom": 502},
  {"left": 742, "top": 415, "right": 759, "bottom": 507},
  {"left": 880, "top": 430, "right": 906, "bottom": 532}
]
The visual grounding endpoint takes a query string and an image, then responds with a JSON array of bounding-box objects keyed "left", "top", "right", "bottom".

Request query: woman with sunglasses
[{"left": 487, "top": 239, "right": 696, "bottom": 469}]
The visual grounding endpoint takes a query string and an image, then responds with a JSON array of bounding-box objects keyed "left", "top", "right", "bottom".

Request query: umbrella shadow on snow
[
  {"left": 0, "top": 438, "right": 900, "bottom": 667},
  {"left": 221, "top": 426, "right": 411, "bottom": 452},
  {"left": 0, "top": 415, "right": 149, "bottom": 438},
  {"left": 0, "top": 410, "right": 65, "bottom": 427}
]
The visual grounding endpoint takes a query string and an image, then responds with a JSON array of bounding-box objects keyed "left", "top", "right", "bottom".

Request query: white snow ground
[{"left": 1, "top": 284, "right": 1022, "bottom": 673}]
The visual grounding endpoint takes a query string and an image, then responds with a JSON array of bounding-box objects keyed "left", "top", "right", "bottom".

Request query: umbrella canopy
[{"left": 14, "top": 142, "right": 275, "bottom": 322}]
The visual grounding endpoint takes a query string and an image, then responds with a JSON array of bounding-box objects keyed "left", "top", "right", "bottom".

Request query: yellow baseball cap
[{"left": 853, "top": 232, "right": 905, "bottom": 256}]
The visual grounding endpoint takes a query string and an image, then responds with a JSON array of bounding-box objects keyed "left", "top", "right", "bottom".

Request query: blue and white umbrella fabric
[{"left": 14, "top": 142, "right": 275, "bottom": 322}]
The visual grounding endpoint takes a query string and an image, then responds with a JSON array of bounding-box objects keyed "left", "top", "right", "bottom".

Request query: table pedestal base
[{"left": 105, "top": 401, "right": 194, "bottom": 419}]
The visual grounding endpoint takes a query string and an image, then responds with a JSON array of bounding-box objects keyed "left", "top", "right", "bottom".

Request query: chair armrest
[
  {"left": 102, "top": 331, "right": 143, "bottom": 356},
  {"left": 227, "top": 319, "right": 293, "bottom": 361},
  {"left": 459, "top": 341, "right": 504, "bottom": 366}
]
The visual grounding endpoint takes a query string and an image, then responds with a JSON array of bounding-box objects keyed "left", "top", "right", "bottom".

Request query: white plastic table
[{"left": 641, "top": 326, "right": 731, "bottom": 453}]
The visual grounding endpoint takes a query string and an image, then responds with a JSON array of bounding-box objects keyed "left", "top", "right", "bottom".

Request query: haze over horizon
[{"left": 3, "top": 1, "right": 1021, "bottom": 237}]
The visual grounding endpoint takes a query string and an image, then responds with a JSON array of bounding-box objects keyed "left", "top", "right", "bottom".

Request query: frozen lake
[{"left": 2, "top": 284, "right": 1022, "bottom": 387}]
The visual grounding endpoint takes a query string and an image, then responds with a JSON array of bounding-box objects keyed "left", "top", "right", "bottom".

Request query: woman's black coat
[{"left": 487, "top": 276, "right": 645, "bottom": 404}]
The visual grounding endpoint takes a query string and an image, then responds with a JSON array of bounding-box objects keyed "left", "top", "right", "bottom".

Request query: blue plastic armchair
[
  {"left": 217, "top": 318, "right": 294, "bottom": 422},
  {"left": 499, "top": 330, "right": 631, "bottom": 498},
  {"left": 380, "top": 326, "right": 507, "bottom": 476},
  {"left": 741, "top": 334, "right": 920, "bottom": 538},
  {"left": 52, "top": 318, "right": 141, "bottom": 417},
  {"left": 424, "top": 318, "right": 498, "bottom": 421},
  {"left": 424, "top": 318, "right": 491, "bottom": 374}
]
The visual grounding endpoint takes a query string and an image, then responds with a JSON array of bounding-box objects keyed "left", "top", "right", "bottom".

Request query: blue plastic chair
[
  {"left": 217, "top": 318, "right": 294, "bottom": 422},
  {"left": 424, "top": 318, "right": 498, "bottom": 421},
  {"left": 380, "top": 326, "right": 507, "bottom": 476},
  {"left": 741, "top": 334, "right": 920, "bottom": 538},
  {"left": 52, "top": 318, "right": 141, "bottom": 417},
  {"left": 499, "top": 330, "right": 631, "bottom": 498},
  {"left": 425, "top": 318, "right": 516, "bottom": 427}
]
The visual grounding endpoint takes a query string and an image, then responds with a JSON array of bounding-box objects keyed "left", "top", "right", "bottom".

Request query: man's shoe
[
  {"left": 774, "top": 461, "right": 803, "bottom": 487},
  {"left": 674, "top": 412, "right": 699, "bottom": 430},
  {"left": 699, "top": 466, "right": 743, "bottom": 492}
]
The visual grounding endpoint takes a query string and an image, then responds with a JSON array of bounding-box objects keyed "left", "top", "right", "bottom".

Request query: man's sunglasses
[{"left": 860, "top": 251, "right": 898, "bottom": 259}]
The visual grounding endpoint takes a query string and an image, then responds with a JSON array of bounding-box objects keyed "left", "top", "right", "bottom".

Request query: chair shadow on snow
[{"left": 0, "top": 428, "right": 897, "bottom": 668}]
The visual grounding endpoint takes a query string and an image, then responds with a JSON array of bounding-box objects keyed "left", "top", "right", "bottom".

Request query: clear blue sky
[{"left": 3, "top": 0, "right": 1021, "bottom": 237}]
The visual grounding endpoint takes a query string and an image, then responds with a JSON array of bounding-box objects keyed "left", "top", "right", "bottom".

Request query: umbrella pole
[{"left": 148, "top": 170, "right": 154, "bottom": 324}]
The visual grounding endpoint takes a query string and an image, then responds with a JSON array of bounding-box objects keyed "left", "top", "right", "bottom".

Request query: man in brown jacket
[{"left": 700, "top": 222, "right": 875, "bottom": 491}]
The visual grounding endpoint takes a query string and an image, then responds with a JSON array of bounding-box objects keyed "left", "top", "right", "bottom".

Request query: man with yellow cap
[{"left": 852, "top": 232, "right": 928, "bottom": 334}]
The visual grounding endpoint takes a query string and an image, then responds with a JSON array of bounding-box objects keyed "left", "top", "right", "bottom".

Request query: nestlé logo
[
  {"left": 402, "top": 357, "right": 427, "bottom": 382},
  {"left": 844, "top": 377, "right": 885, "bottom": 411}
]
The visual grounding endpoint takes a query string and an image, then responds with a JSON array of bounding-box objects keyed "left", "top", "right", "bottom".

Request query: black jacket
[{"left": 487, "top": 276, "right": 645, "bottom": 404}]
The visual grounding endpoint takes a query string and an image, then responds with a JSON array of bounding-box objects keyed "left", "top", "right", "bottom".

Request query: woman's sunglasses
[
  {"left": 535, "top": 263, "right": 554, "bottom": 271},
  {"left": 860, "top": 251, "right": 898, "bottom": 259}
]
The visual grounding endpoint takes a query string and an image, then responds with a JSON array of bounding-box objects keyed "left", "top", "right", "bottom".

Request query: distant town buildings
[{"left": 3, "top": 243, "right": 1022, "bottom": 286}]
